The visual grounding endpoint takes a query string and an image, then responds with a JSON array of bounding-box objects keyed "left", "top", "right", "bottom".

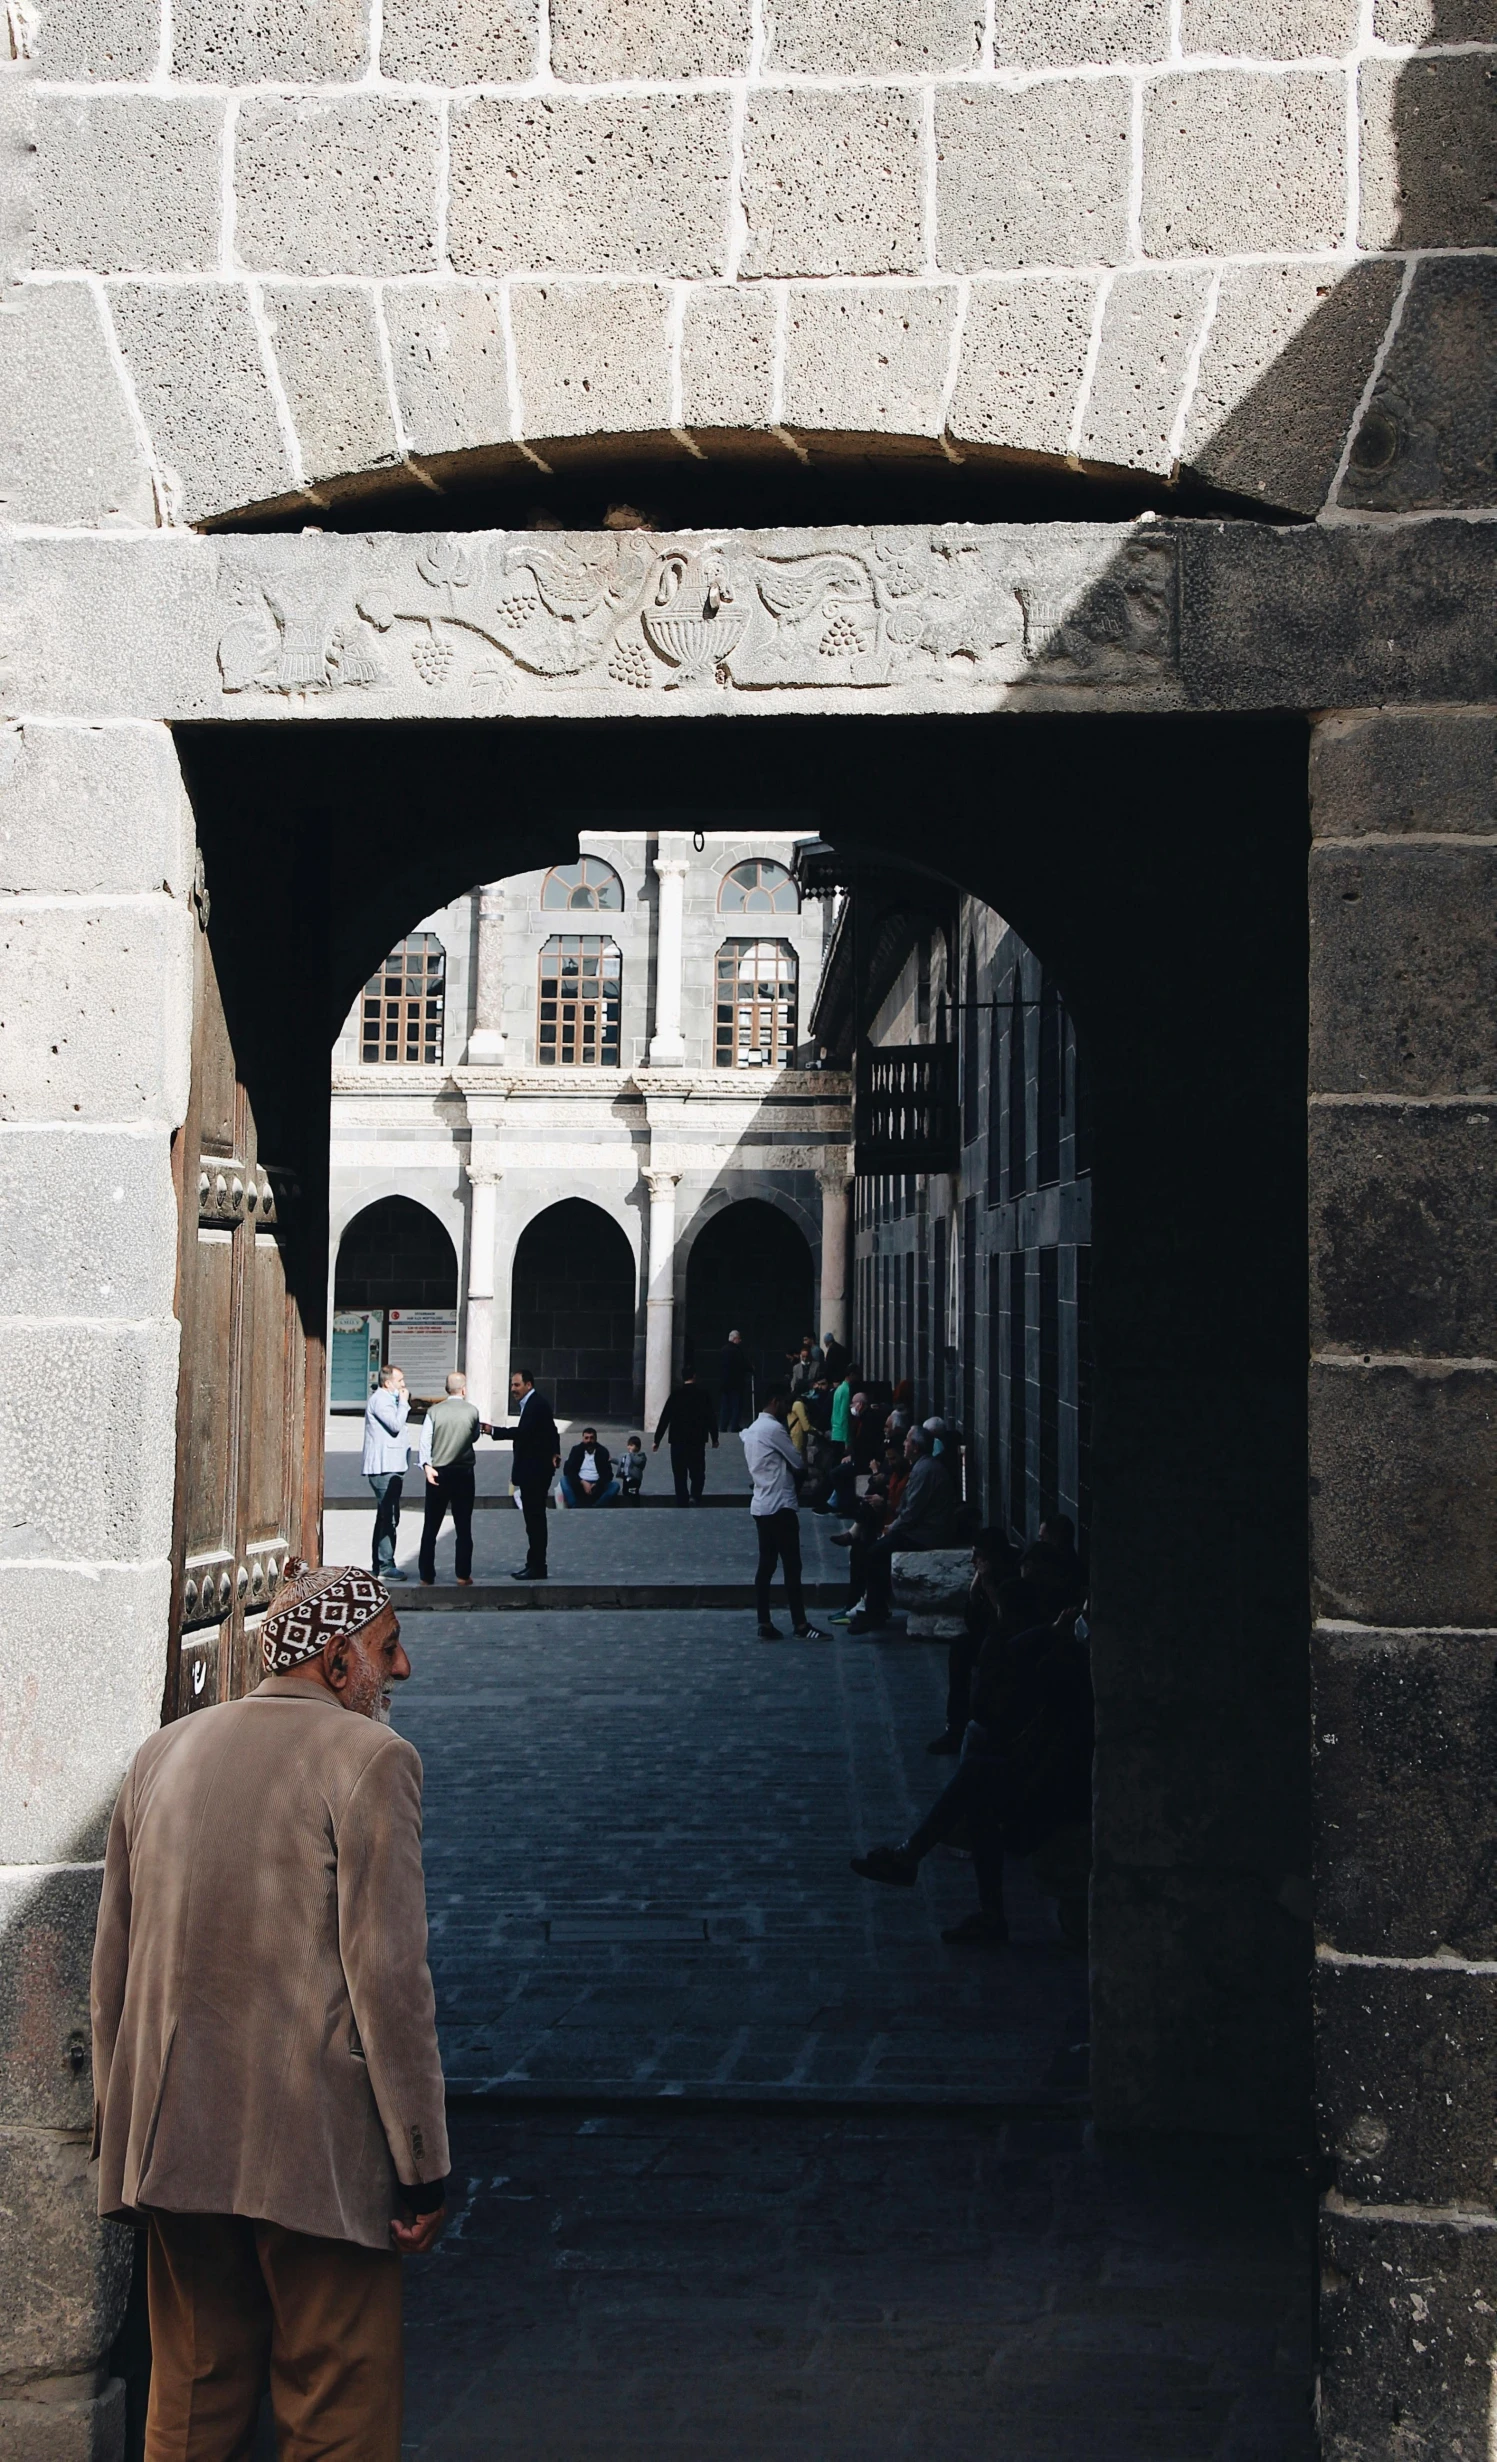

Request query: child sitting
[{"left": 620, "top": 1435, "right": 647, "bottom": 1500}]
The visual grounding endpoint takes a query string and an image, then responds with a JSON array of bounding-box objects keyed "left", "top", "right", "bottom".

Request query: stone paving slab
[
  {"left": 400, "top": 2106, "right": 1315, "bottom": 2461},
  {"left": 394, "top": 1610, "right": 1084, "bottom": 2104}
]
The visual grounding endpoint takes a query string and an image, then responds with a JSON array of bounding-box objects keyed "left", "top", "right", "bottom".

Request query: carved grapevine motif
[{"left": 217, "top": 531, "right": 1178, "bottom": 700}]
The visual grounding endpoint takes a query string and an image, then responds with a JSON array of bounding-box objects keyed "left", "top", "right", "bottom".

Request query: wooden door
[{"left": 165, "top": 879, "right": 322, "bottom": 1719}]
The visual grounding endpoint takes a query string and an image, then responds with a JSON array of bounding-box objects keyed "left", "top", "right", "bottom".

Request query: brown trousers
[{"left": 144, "top": 2211, "right": 402, "bottom": 2462}]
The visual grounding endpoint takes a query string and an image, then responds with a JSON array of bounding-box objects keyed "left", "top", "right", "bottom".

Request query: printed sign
[
  {"left": 387, "top": 1307, "right": 458, "bottom": 1399},
  {"left": 330, "top": 1309, "right": 383, "bottom": 1409}
]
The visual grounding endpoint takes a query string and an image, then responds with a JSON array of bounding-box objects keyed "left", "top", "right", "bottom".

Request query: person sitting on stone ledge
[
  {"left": 845, "top": 1426, "right": 958, "bottom": 1636},
  {"left": 927, "top": 1523, "right": 1021, "bottom": 1756},
  {"left": 829, "top": 1438, "right": 909, "bottom": 1624},
  {"left": 561, "top": 1428, "right": 621, "bottom": 1506},
  {"left": 852, "top": 1597, "right": 1094, "bottom": 1947}
]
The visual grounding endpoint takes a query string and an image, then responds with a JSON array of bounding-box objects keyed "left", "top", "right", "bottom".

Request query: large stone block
[
  {"left": 31, "top": 98, "right": 222, "bottom": 275},
  {"left": 172, "top": 0, "right": 369, "bottom": 80},
  {"left": 448, "top": 95, "right": 733, "bottom": 279},
  {"left": 890, "top": 1546, "right": 971, "bottom": 1635},
  {"left": 1308, "top": 841, "right": 1497, "bottom": 1097},
  {"left": 1142, "top": 71, "right": 1346, "bottom": 257},
  {"left": 1310, "top": 1361, "right": 1497, "bottom": 1628},
  {"left": 946, "top": 278, "right": 1095, "bottom": 459},
  {"left": 550, "top": 0, "right": 751, "bottom": 76},
  {"left": 110, "top": 283, "right": 297, "bottom": 526},
  {"left": 29, "top": 0, "right": 156, "bottom": 77},
  {"left": 740, "top": 90, "right": 924, "bottom": 278},
  {"left": 235, "top": 97, "right": 439, "bottom": 279},
  {"left": 0, "top": 897, "right": 191, "bottom": 1127},
  {"left": 1310, "top": 709, "right": 1497, "bottom": 840},
  {"left": 781, "top": 286, "right": 956, "bottom": 441},
  {"left": 1313, "top": 1624, "right": 1497, "bottom": 1959},
  {"left": 0, "top": 725, "right": 191, "bottom": 900},
  {"left": 1191, "top": 257, "right": 1397, "bottom": 517},
  {"left": 1339, "top": 259, "right": 1497, "bottom": 514},
  {"left": 510, "top": 283, "right": 672, "bottom": 439},
  {"left": 0, "top": 286, "right": 156, "bottom": 530},
  {"left": 992, "top": 0, "right": 1168, "bottom": 64},
  {"left": 1319, "top": 2205, "right": 1497, "bottom": 2462},
  {"left": 0, "top": 2129, "right": 133, "bottom": 2382},
  {"left": 935, "top": 81, "right": 1131, "bottom": 272},
  {"left": 1359, "top": 52, "right": 1497, "bottom": 250},
  {"left": 679, "top": 285, "right": 777, "bottom": 433},
  {"left": 0, "top": 1128, "right": 178, "bottom": 1321},
  {"left": 261, "top": 286, "right": 399, "bottom": 488},
  {"left": 382, "top": 284, "right": 513, "bottom": 460},
  {"left": 1079, "top": 266, "right": 1212, "bottom": 474},
  {"left": 764, "top": 0, "right": 979, "bottom": 73},
  {"left": 380, "top": 0, "right": 534, "bottom": 80},
  {"left": 0, "top": 1866, "right": 101, "bottom": 2133},
  {"left": 0, "top": 1324, "right": 179, "bottom": 1565},
  {"left": 0, "top": 2377, "right": 125, "bottom": 2462},
  {"left": 1376, "top": 0, "right": 1492, "bottom": 31},
  {"left": 1310, "top": 1101, "right": 1497, "bottom": 1358},
  {"left": 1179, "top": 0, "right": 1358, "bottom": 50},
  {"left": 0, "top": 1563, "right": 170, "bottom": 1866},
  {"left": 1318, "top": 1961, "right": 1497, "bottom": 2208}
]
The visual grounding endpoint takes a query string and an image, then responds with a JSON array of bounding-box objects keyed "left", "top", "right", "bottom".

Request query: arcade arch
[{"left": 510, "top": 1198, "right": 638, "bottom": 1421}]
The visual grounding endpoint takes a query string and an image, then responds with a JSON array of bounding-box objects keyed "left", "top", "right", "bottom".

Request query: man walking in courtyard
[
  {"left": 91, "top": 1559, "right": 448, "bottom": 2459},
  {"left": 495, "top": 1365, "right": 562, "bottom": 1580},
  {"left": 653, "top": 1365, "right": 719, "bottom": 1503},
  {"left": 361, "top": 1361, "right": 410, "bottom": 1580},
  {"left": 743, "top": 1386, "right": 826, "bottom": 1642},
  {"left": 417, "top": 1369, "right": 482, "bottom": 1586},
  {"left": 718, "top": 1328, "right": 750, "bottom": 1433}
]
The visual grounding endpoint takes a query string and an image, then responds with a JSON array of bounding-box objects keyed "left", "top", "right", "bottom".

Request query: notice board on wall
[
  {"left": 331, "top": 1310, "right": 383, "bottom": 1410},
  {"left": 387, "top": 1307, "right": 458, "bottom": 1400}
]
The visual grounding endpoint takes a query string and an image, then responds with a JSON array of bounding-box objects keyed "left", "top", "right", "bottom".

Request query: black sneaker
[
  {"left": 793, "top": 1625, "right": 830, "bottom": 1640},
  {"left": 850, "top": 1846, "right": 919, "bottom": 1887},
  {"left": 510, "top": 1566, "right": 548, "bottom": 1581},
  {"left": 757, "top": 1622, "right": 784, "bottom": 1641}
]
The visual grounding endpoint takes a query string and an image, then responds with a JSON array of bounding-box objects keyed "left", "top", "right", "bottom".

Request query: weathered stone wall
[{"left": 3, "top": 3, "right": 1493, "bottom": 524}]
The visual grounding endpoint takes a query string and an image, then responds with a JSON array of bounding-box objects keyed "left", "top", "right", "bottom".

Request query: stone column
[
  {"left": 1306, "top": 710, "right": 1497, "bottom": 2457},
  {"left": 466, "top": 881, "right": 506, "bottom": 1064},
  {"left": 463, "top": 1162, "right": 501, "bottom": 1418},
  {"left": 649, "top": 856, "right": 689, "bottom": 1067},
  {"left": 818, "top": 1161, "right": 850, "bottom": 1347},
  {"left": 643, "top": 1169, "right": 680, "bottom": 1425}
]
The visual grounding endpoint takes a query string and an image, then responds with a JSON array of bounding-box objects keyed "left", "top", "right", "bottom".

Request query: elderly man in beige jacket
[{"left": 91, "top": 1559, "right": 449, "bottom": 2461}]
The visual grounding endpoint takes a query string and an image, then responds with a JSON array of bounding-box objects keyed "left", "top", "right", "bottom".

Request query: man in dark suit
[
  {"left": 652, "top": 1368, "right": 719, "bottom": 1504},
  {"left": 492, "top": 1368, "right": 561, "bottom": 1580}
]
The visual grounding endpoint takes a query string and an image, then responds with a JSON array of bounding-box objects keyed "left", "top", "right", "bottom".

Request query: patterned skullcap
[{"left": 262, "top": 1557, "right": 391, "bottom": 1674}]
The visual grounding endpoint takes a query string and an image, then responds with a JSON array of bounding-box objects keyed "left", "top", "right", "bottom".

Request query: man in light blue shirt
[
  {"left": 360, "top": 1364, "right": 410, "bottom": 1581},
  {"left": 742, "top": 1389, "right": 826, "bottom": 1644}
]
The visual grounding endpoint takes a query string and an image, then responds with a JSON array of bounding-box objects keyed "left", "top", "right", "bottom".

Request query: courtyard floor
[{"left": 321, "top": 1445, "right": 1314, "bottom": 2458}]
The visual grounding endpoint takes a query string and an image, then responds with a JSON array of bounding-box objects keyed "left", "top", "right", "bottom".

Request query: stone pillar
[
  {"left": 463, "top": 1162, "right": 500, "bottom": 1419},
  {"left": 466, "top": 881, "right": 506, "bottom": 1064},
  {"left": 643, "top": 1169, "right": 680, "bottom": 1425},
  {"left": 818, "top": 1161, "right": 850, "bottom": 1348},
  {"left": 649, "top": 856, "right": 689, "bottom": 1068},
  {"left": 1306, "top": 710, "right": 1497, "bottom": 2458}
]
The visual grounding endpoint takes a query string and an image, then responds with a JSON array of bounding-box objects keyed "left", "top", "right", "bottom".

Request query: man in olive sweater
[{"left": 417, "top": 1370, "right": 483, "bottom": 1585}]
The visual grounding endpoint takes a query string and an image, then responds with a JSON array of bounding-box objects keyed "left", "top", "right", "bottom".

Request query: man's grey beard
[{"left": 372, "top": 1689, "right": 394, "bottom": 1725}]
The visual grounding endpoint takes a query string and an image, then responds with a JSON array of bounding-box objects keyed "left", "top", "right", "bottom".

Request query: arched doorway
[
  {"left": 511, "top": 1199, "right": 636, "bottom": 1420},
  {"left": 685, "top": 1200, "right": 815, "bottom": 1414},
  {"left": 332, "top": 1196, "right": 460, "bottom": 1406}
]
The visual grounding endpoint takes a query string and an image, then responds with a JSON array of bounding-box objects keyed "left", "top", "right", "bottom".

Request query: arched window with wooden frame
[
  {"left": 537, "top": 935, "right": 622, "bottom": 1066},
  {"left": 718, "top": 857, "right": 799, "bottom": 916},
  {"left": 715, "top": 939, "right": 798, "bottom": 1068},
  {"left": 540, "top": 857, "right": 625, "bottom": 912},
  {"left": 361, "top": 932, "right": 445, "bottom": 1066}
]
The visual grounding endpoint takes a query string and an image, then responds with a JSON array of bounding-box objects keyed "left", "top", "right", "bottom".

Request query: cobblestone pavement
[
  {"left": 402, "top": 2106, "right": 1314, "bottom": 2461},
  {"left": 394, "top": 1610, "right": 1084, "bottom": 2101},
  {"left": 325, "top": 1493, "right": 849, "bottom": 1591}
]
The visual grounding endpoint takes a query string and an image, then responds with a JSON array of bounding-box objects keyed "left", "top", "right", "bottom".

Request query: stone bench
[{"left": 890, "top": 1548, "right": 972, "bottom": 1637}]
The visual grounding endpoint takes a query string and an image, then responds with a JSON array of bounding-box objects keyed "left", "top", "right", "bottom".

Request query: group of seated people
[
  {"left": 557, "top": 1428, "right": 648, "bottom": 1506},
  {"left": 849, "top": 1516, "right": 1092, "bottom": 1950}
]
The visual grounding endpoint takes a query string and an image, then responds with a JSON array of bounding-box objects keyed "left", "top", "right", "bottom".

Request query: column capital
[
  {"left": 465, "top": 1161, "right": 503, "bottom": 1188},
  {"left": 653, "top": 856, "right": 690, "bottom": 881},
  {"left": 644, "top": 1167, "right": 681, "bottom": 1197},
  {"left": 818, "top": 1155, "right": 852, "bottom": 1193}
]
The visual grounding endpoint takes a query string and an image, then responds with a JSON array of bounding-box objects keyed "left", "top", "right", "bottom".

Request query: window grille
[
  {"left": 540, "top": 857, "right": 624, "bottom": 911},
  {"left": 719, "top": 858, "right": 799, "bottom": 915},
  {"left": 361, "top": 933, "right": 445, "bottom": 1066},
  {"left": 715, "top": 939, "right": 798, "bottom": 1067},
  {"left": 537, "top": 935, "right": 622, "bottom": 1066}
]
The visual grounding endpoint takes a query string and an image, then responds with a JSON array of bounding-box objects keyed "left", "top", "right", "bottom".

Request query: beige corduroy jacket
[{"left": 91, "top": 1676, "right": 450, "bottom": 2251}]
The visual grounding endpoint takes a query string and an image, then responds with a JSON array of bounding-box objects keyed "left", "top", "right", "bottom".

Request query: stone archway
[
  {"left": 684, "top": 1197, "right": 817, "bottom": 1411},
  {"left": 511, "top": 1198, "right": 637, "bottom": 1421}
]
